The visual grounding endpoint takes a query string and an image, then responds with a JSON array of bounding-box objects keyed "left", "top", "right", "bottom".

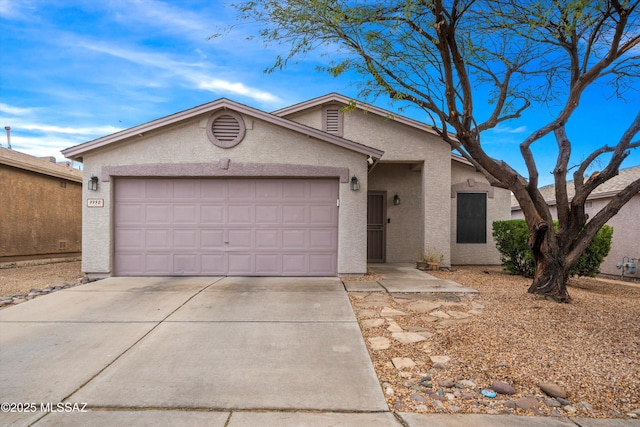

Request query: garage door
[{"left": 114, "top": 178, "right": 338, "bottom": 276}]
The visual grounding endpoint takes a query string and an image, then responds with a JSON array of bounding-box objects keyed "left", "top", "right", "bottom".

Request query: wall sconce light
[
  {"left": 350, "top": 175, "right": 360, "bottom": 191},
  {"left": 88, "top": 175, "right": 99, "bottom": 191},
  {"left": 393, "top": 194, "right": 401, "bottom": 205}
]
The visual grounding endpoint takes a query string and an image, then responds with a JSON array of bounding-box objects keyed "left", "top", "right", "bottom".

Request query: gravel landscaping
[
  {"left": 349, "top": 265, "right": 640, "bottom": 419},
  {"left": 1, "top": 261, "right": 638, "bottom": 419}
]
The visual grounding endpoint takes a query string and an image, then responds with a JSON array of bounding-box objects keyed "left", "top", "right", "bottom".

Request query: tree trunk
[{"left": 527, "top": 221, "right": 571, "bottom": 302}]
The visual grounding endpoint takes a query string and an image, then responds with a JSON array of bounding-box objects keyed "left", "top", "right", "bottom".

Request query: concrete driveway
[{"left": 0, "top": 276, "right": 396, "bottom": 426}]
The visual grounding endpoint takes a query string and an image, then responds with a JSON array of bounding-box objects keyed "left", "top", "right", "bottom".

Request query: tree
[{"left": 227, "top": 0, "right": 640, "bottom": 302}]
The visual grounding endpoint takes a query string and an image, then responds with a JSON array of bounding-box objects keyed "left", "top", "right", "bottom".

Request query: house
[
  {"left": 0, "top": 147, "right": 83, "bottom": 262},
  {"left": 61, "top": 94, "right": 511, "bottom": 278},
  {"left": 511, "top": 165, "right": 640, "bottom": 279}
]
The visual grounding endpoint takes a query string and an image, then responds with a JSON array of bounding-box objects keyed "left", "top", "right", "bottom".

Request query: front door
[{"left": 367, "top": 191, "right": 386, "bottom": 263}]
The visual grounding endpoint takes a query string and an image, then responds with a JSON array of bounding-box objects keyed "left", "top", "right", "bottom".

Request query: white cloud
[
  {"left": 199, "top": 79, "right": 280, "bottom": 103},
  {"left": 491, "top": 125, "right": 528, "bottom": 134},
  {"left": 0, "top": 103, "right": 34, "bottom": 115}
]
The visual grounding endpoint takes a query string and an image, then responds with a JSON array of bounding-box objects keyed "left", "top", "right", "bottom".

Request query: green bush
[{"left": 492, "top": 220, "right": 613, "bottom": 278}]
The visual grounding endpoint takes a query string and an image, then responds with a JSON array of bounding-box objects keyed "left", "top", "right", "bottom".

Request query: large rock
[
  {"left": 515, "top": 396, "right": 540, "bottom": 410},
  {"left": 392, "top": 357, "right": 416, "bottom": 370},
  {"left": 368, "top": 336, "right": 391, "bottom": 350},
  {"left": 492, "top": 380, "right": 516, "bottom": 395},
  {"left": 381, "top": 307, "right": 408, "bottom": 317},
  {"left": 392, "top": 332, "right": 428, "bottom": 344},
  {"left": 540, "top": 382, "right": 568, "bottom": 398},
  {"left": 430, "top": 355, "right": 451, "bottom": 365}
]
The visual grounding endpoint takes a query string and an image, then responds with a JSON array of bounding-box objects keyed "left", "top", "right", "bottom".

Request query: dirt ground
[{"left": 0, "top": 260, "right": 84, "bottom": 297}]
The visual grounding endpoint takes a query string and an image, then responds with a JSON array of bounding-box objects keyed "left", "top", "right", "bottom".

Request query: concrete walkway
[{"left": 1, "top": 272, "right": 637, "bottom": 426}]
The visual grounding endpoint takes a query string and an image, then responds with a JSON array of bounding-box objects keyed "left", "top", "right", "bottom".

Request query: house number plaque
[{"left": 87, "top": 199, "right": 104, "bottom": 208}]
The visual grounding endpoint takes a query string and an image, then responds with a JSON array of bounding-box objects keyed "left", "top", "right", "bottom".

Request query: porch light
[
  {"left": 394, "top": 194, "right": 401, "bottom": 205},
  {"left": 350, "top": 175, "right": 360, "bottom": 191},
  {"left": 88, "top": 175, "right": 99, "bottom": 191}
]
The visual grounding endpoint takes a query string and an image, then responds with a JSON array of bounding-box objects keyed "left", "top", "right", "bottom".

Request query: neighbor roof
[
  {"left": 61, "top": 98, "right": 384, "bottom": 161},
  {"left": 0, "top": 147, "right": 82, "bottom": 182},
  {"left": 511, "top": 165, "right": 640, "bottom": 209}
]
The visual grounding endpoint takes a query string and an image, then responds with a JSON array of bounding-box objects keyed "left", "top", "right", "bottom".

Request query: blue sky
[{"left": 1, "top": 0, "right": 638, "bottom": 186}]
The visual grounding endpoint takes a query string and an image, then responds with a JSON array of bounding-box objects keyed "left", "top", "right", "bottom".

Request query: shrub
[{"left": 492, "top": 220, "right": 613, "bottom": 278}]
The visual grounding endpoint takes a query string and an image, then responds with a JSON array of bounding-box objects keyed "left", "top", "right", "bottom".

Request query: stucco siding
[
  {"left": 1, "top": 164, "right": 82, "bottom": 260},
  {"left": 80, "top": 111, "right": 369, "bottom": 277},
  {"left": 450, "top": 161, "right": 509, "bottom": 265}
]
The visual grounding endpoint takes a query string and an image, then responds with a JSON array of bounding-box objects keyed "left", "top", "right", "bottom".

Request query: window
[
  {"left": 456, "top": 193, "right": 487, "bottom": 243},
  {"left": 322, "top": 105, "right": 343, "bottom": 136}
]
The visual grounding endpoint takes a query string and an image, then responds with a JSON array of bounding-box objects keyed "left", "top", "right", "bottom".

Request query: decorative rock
[
  {"left": 449, "top": 405, "right": 461, "bottom": 412},
  {"left": 492, "top": 381, "right": 516, "bottom": 395},
  {"left": 438, "top": 378, "right": 455, "bottom": 388},
  {"left": 12, "top": 298, "right": 27, "bottom": 304},
  {"left": 461, "top": 392, "right": 477, "bottom": 400},
  {"left": 385, "top": 386, "right": 394, "bottom": 395},
  {"left": 503, "top": 401, "right": 516, "bottom": 409},
  {"left": 556, "top": 397, "right": 571, "bottom": 406},
  {"left": 431, "top": 400, "right": 445, "bottom": 411},
  {"left": 432, "top": 362, "right": 447, "bottom": 370},
  {"left": 410, "top": 393, "right": 427, "bottom": 403},
  {"left": 415, "top": 404, "right": 428, "bottom": 412},
  {"left": 577, "top": 402, "right": 593, "bottom": 412},
  {"left": 446, "top": 310, "right": 471, "bottom": 319},
  {"left": 430, "top": 310, "right": 451, "bottom": 319},
  {"left": 515, "top": 396, "right": 540, "bottom": 410},
  {"left": 381, "top": 307, "right": 408, "bottom": 317},
  {"left": 406, "top": 301, "right": 442, "bottom": 313},
  {"left": 392, "top": 332, "right": 428, "bottom": 344},
  {"left": 468, "top": 309, "right": 484, "bottom": 316},
  {"left": 393, "top": 402, "right": 406, "bottom": 410},
  {"left": 361, "top": 318, "right": 385, "bottom": 328},
  {"left": 540, "top": 382, "right": 568, "bottom": 399},
  {"left": 460, "top": 379, "right": 476, "bottom": 388},
  {"left": 563, "top": 405, "right": 577, "bottom": 414},
  {"left": 430, "top": 355, "right": 451, "bottom": 365},
  {"left": 392, "top": 357, "right": 416, "bottom": 370},
  {"left": 545, "top": 399, "right": 562, "bottom": 408},
  {"left": 368, "top": 336, "right": 391, "bottom": 350},
  {"left": 386, "top": 320, "right": 404, "bottom": 332},
  {"left": 357, "top": 309, "right": 378, "bottom": 318}
]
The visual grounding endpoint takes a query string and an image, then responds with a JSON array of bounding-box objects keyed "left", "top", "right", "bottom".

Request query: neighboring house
[
  {"left": 511, "top": 165, "right": 640, "bottom": 280},
  {"left": 62, "top": 93, "right": 511, "bottom": 278},
  {"left": 0, "top": 147, "right": 83, "bottom": 262}
]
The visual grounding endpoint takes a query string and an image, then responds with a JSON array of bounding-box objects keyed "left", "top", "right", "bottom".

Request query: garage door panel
[
  {"left": 255, "top": 205, "right": 280, "bottom": 223},
  {"left": 115, "top": 229, "right": 144, "bottom": 249},
  {"left": 201, "top": 205, "right": 225, "bottom": 224},
  {"left": 201, "top": 229, "right": 225, "bottom": 249},
  {"left": 116, "top": 204, "right": 144, "bottom": 225},
  {"left": 146, "top": 180, "right": 172, "bottom": 198},
  {"left": 201, "top": 254, "right": 226, "bottom": 274},
  {"left": 146, "top": 205, "right": 172, "bottom": 223},
  {"left": 174, "top": 229, "right": 198, "bottom": 249},
  {"left": 174, "top": 254, "right": 199, "bottom": 274},
  {"left": 174, "top": 205, "right": 198, "bottom": 223},
  {"left": 227, "top": 205, "right": 253, "bottom": 224},
  {"left": 283, "top": 205, "right": 307, "bottom": 224},
  {"left": 282, "top": 229, "right": 306, "bottom": 249},
  {"left": 146, "top": 254, "right": 172, "bottom": 274},
  {"left": 115, "top": 178, "right": 338, "bottom": 276},
  {"left": 255, "top": 229, "right": 280, "bottom": 249}
]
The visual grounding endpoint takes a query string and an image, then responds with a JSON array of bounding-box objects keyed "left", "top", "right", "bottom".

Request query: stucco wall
[
  {"left": 0, "top": 165, "right": 82, "bottom": 260},
  {"left": 80, "top": 111, "right": 368, "bottom": 277},
  {"left": 512, "top": 195, "right": 640, "bottom": 278},
  {"left": 450, "top": 161, "right": 510, "bottom": 265},
  {"left": 287, "top": 106, "right": 453, "bottom": 264},
  {"left": 368, "top": 163, "right": 423, "bottom": 262}
]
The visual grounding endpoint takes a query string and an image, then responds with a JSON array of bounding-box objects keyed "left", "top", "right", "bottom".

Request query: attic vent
[
  {"left": 206, "top": 110, "right": 246, "bottom": 148},
  {"left": 322, "top": 105, "right": 343, "bottom": 136}
]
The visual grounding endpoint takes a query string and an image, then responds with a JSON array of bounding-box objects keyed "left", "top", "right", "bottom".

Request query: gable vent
[
  {"left": 212, "top": 115, "right": 241, "bottom": 142},
  {"left": 206, "top": 110, "right": 246, "bottom": 148},
  {"left": 322, "top": 105, "right": 343, "bottom": 136}
]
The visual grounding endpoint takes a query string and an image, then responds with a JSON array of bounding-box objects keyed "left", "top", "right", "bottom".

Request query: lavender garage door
[{"left": 114, "top": 178, "right": 339, "bottom": 276}]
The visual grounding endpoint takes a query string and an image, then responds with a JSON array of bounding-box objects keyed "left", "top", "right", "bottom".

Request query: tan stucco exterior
[
  {"left": 0, "top": 148, "right": 82, "bottom": 261},
  {"left": 450, "top": 160, "right": 510, "bottom": 265}
]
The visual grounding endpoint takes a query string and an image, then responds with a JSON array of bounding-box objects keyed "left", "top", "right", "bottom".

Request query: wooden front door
[{"left": 367, "top": 191, "right": 386, "bottom": 263}]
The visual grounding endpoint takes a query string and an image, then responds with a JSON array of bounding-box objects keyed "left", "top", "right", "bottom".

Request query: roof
[
  {"left": 511, "top": 165, "right": 640, "bottom": 209},
  {"left": 0, "top": 147, "right": 83, "bottom": 182},
  {"left": 61, "top": 97, "right": 384, "bottom": 161},
  {"left": 273, "top": 93, "right": 448, "bottom": 138}
]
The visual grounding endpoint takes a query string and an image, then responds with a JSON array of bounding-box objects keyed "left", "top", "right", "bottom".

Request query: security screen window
[{"left": 456, "top": 193, "right": 487, "bottom": 244}]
